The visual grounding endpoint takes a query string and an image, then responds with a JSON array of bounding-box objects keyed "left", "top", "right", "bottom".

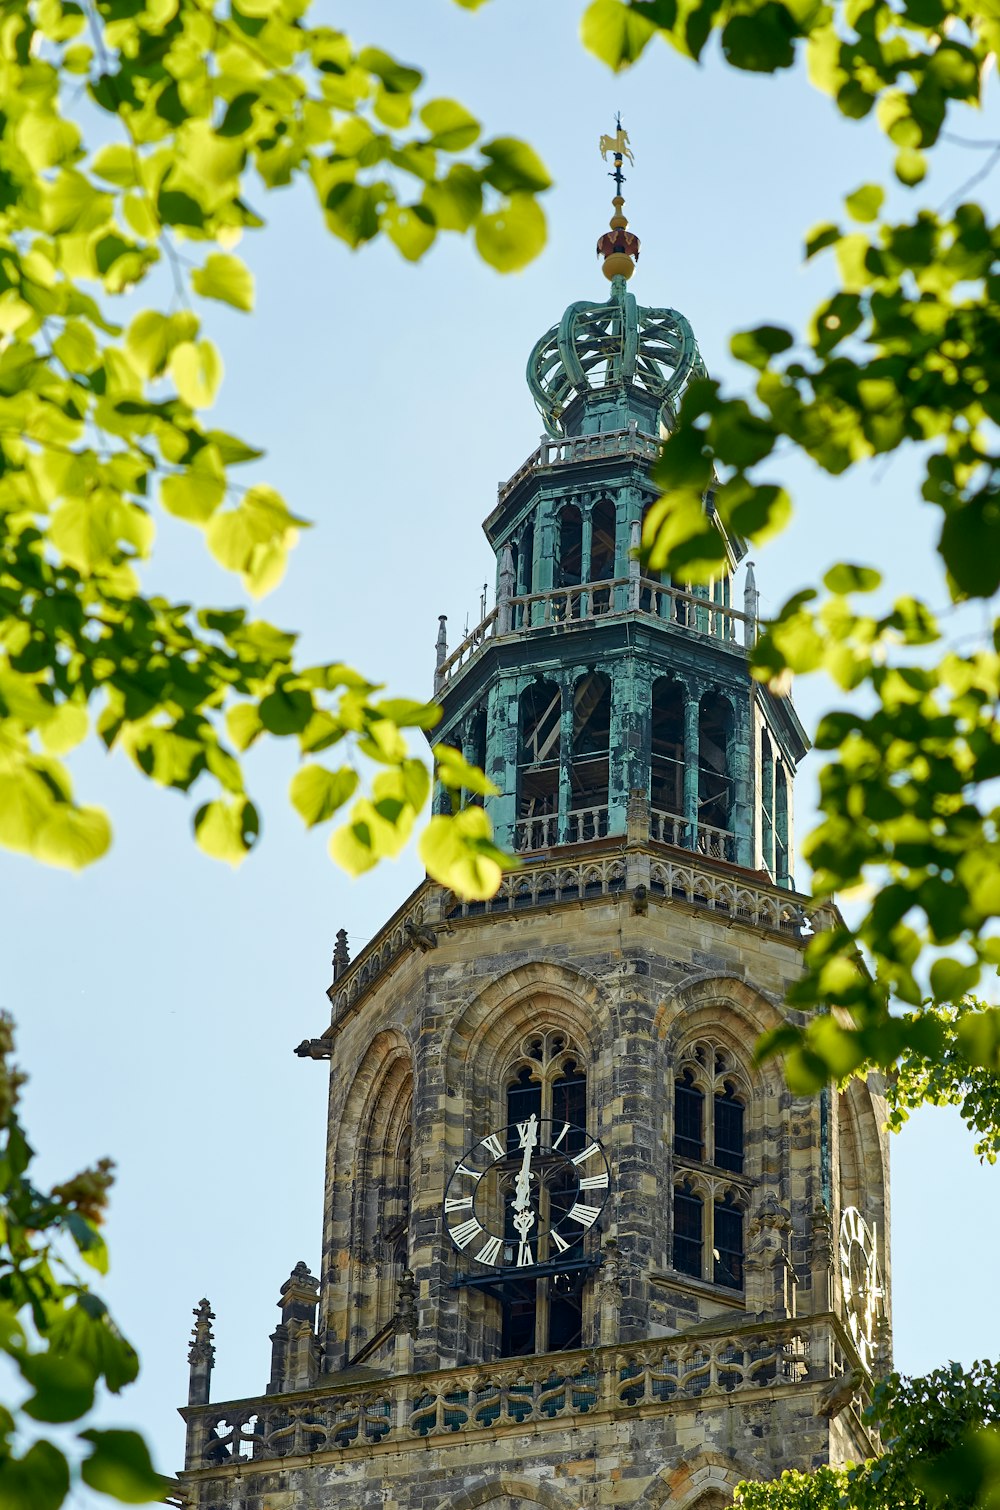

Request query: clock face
[
  {"left": 839, "top": 1205, "right": 880, "bottom": 1371},
  {"left": 444, "top": 1115, "right": 610, "bottom": 1271}
]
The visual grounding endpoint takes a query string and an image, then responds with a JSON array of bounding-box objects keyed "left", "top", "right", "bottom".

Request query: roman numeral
[
  {"left": 451, "top": 1217, "right": 483, "bottom": 1250},
  {"left": 567, "top": 1202, "right": 600, "bottom": 1228},
  {"left": 550, "top": 1230, "right": 570, "bottom": 1254},
  {"left": 571, "top": 1141, "right": 601, "bottom": 1166},
  {"left": 444, "top": 1196, "right": 474, "bottom": 1212},
  {"left": 482, "top": 1133, "right": 505, "bottom": 1160},
  {"left": 578, "top": 1172, "right": 609, "bottom": 1190},
  {"left": 517, "top": 1241, "right": 534, "bottom": 1267},
  {"left": 456, "top": 1164, "right": 476, "bottom": 1178},
  {"left": 552, "top": 1122, "right": 570, "bottom": 1150},
  {"left": 475, "top": 1235, "right": 503, "bottom": 1266}
]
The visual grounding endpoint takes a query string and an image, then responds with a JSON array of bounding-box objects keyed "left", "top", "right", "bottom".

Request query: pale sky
[{"left": 4, "top": 0, "right": 998, "bottom": 1484}]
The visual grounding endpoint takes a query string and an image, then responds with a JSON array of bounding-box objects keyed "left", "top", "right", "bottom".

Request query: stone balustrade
[
  {"left": 496, "top": 424, "right": 661, "bottom": 506},
  {"left": 181, "top": 1316, "right": 856, "bottom": 1473}
]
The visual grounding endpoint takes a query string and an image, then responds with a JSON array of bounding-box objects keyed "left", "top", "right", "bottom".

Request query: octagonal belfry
[{"left": 176, "top": 133, "right": 891, "bottom": 1510}]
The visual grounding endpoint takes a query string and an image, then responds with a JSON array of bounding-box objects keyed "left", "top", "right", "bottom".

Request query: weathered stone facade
[
  {"left": 177, "top": 234, "right": 890, "bottom": 1510},
  {"left": 178, "top": 854, "right": 890, "bottom": 1510}
]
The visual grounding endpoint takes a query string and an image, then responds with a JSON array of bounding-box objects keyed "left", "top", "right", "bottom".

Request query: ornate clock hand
[{"left": 511, "top": 1113, "right": 539, "bottom": 1221}]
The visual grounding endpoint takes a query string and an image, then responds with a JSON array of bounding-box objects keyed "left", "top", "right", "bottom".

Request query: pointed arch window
[
  {"left": 497, "top": 1033, "right": 590, "bottom": 1358},
  {"left": 589, "top": 498, "right": 616, "bottom": 614},
  {"left": 713, "top": 1191, "right": 744, "bottom": 1290},
  {"left": 517, "top": 680, "right": 561, "bottom": 852},
  {"left": 673, "top": 1179, "right": 703, "bottom": 1278},
  {"left": 714, "top": 1081, "right": 745, "bottom": 1174},
  {"left": 673, "top": 1069, "right": 704, "bottom": 1161},
  {"left": 569, "top": 671, "right": 611, "bottom": 841},
  {"left": 698, "top": 693, "right": 735, "bottom": 860}
]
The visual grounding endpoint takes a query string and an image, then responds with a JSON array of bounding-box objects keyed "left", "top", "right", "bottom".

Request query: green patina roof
[{"left": 526, "top": 274, "right": 707, "bottom": 439}]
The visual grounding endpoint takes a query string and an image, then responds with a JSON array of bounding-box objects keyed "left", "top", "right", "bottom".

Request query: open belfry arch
[{"left": 178, "top": 126, "right": 891, "bottom": 1510}]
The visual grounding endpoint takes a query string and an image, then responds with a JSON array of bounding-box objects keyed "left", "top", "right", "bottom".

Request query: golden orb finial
[{"left": 596, "top": 120, "right": 640, "bottom": 280}]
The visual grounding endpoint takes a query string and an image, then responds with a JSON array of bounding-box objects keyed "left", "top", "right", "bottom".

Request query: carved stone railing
[
  {"left": 513, "top": 807, "right": 611, "bottom": 853},
  {"left": 181, "top": 1317, "right": 851, "bottom": 1472},
  {"left": 647, "top": 858, "right": 833, "bottom": 935},
  {"left": 435, "top": 578, "right": 749, "bottom": 694},
  {"left": 497, "top": 424, "right": 661, "bottom": 505}
]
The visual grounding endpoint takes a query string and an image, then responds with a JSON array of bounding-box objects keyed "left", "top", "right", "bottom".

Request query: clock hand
[{"left": 511, "top": 1113, "right": 539, "bottom": 1223}]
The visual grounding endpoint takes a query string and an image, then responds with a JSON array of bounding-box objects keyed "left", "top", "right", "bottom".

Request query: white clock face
[
  {"left": 839, "top": 1205, "right": 880, "bottom": 1371},
  {"left": 444, "top": 1115, "right": 610, "bottom": 1271}
]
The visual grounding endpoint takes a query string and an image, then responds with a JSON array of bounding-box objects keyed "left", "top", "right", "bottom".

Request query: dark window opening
[
  {"left": 589, "top": 500, "right": 616, "bottom": 616},
  {"left": 506, "top": 1065, "right": 541, "bottom": 1144},
  {"left": 761, "top": 730, "right": 775, "bottom": 875},
  {"left": 468, "top": 708, "right": 488, "bottom": 808},
  {"left": 652, "top": 679, "right": 685, "bottom": 825},
  {"left": 500, "top": 1280, "right": 538, "bottom": 1357},
  {"left": 517, "top": 680, "right": 561, "bottom": 848},
  {"left": 570, "top": 673, "right": 611, "bottom": 831},
  {"left": 713, "top": 1082, "right": 745, "bottom": 1173},
  {"left": 776, "top": 764, "right": 789, "bottom": 887},
  {"left": 673, "top": 1180, "right": 703, "bottom": 1279},
  {"left": 551, "top": 1059, "right": 587, "bottom": 1146},
  {"left": 548, "top": 1272, "right": 584, "bottom": 1351},
  {"left": 713, "top": 1192, "right": 744, "bottom": 1290},
  {"left": 674, "top": 1069, "right": 704, "bottom": 1161},
  {"left": 698, "top": 693, "right": 734, "bottom": 836},
  {"left": 558, "top": 505, "right": 583, "bottom": 593}
]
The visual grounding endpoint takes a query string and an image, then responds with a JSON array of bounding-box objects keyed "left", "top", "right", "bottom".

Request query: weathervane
[{"left": 596, "top": 116, "right": 640, "bottom": 281}]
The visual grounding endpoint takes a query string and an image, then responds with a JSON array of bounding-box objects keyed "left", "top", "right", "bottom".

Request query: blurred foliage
[
  {"left": 735, "top": 1362, "right": 1000, "bottom": 1510},
  {"left": 0, "top": 1014, "right": 164, "bottom": 1506},
  {"left": 886, "top": 1001, "right": 1000, "bottom": 1164},
  {"left": 582, "top": 0, "right": 1000, "bottom": 1116},
  {"left": 0, "top": 0, "right": 550, "bottom": 885}
]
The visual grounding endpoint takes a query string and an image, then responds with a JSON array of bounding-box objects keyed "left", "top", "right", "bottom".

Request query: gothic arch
[
  {"left": 328, "top": 1030, "right": 414, "bottom": 1364},
  {"left": 654, "top": 972, "right": 786, "bottom": 1049},
  {"left": 443, "top": 959, "right": 614, "bottom": 1125},
  {"left": 441, "top": 1476, "right": 577, "bottom": 1510},
  {"left": 638, "top": 1448, "right": 760, "bottom": 1510}
]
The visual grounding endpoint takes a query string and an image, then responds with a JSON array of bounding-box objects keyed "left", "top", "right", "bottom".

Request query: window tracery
[{"left": 670, "top": 1040, "right": 749, "bottom": 1292}]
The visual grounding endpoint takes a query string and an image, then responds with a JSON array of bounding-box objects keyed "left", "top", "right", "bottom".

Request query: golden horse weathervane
[{"left": 599, "top": 125, "right": 634, "bottom": 165}]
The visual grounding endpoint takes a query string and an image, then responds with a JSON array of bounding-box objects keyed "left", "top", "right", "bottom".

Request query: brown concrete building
[{"left": 177, "top": 169, "right": 890, "bottom": 1510}]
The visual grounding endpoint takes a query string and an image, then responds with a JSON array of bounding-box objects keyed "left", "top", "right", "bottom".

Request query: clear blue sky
[{"left": 4, "top": 0, "right": 998, "bottom": 1479}]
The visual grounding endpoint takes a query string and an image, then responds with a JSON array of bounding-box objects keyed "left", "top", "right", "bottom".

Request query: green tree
[
  {"left": 0, "top": 1014, "right": 163, "bottom": 1507},
  {"left": 0, "top": 0, "right": 549, "bottom": 894},
  {"left": 735, "top": 1361, "right": 1000, "bottom": 1510},
  {"left": 580, "top": 0, "right": 1000, "bottom": 1108}
]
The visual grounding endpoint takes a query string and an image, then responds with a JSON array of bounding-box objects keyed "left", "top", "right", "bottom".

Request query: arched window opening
[
  {"left": 775, "top": 763, "right": 789, "bottom": 888},
  {"left": 349, "top": 1057, "right": 413, "bottom": 1364},
  {"left": 674, "top": 1068, "right": 704, "bottom": 1161},
  {"left": 713, "top": 1191, "right": 744, "bottom": 1290},
  {"left": 468, "top": 708, "right": 488, "bottom": 809},
  {"left": 698, "top": 693, "right": 735, "bottom": 860},
  {"left": 714, "top": 1082, "right": 745, "bottom": 1173},
  {"left": 761, "top": 730, "right": 775, "bottom": 876},
  {"left": 589, "top": 498, "right": 616, "bottom": 613},
  {"left": 569, "top": 672, "right": 611, "bottom": 842},
  {"left": 498, "top": 1033, "right": 590, "bottom": 1358},
  {"left": 511, "top": 520, "right": 535, "bottom": 630},
  {"left": 506, "top": 1065, "right": 541, "bottom": 1137},
  {"left": 517, "top": 680, "right": 561, "bottom": 852},
  {"left": 673, "top": 1180, "right": 703, "bottom": 1279},
  {"left": 639, "top": 500, "right": 666, "bottom": 616},
  {"left": 651, "top": 679, "right": 686, "bottom": 847},
  {"left": 558, "top": 507, "right": 583, "bottom": 613}
]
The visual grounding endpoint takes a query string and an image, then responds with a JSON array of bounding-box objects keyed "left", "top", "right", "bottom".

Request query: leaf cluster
[{"left": 0, "top": 1014, "right": 163, "bottom": 1507}]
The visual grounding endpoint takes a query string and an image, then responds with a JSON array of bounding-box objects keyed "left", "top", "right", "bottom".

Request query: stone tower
[{"left": 178, "top": 139, "right": 891, "bottom": 1510}]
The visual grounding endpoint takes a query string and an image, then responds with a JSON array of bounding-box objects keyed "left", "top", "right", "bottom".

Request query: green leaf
[
  {"left": 420, "top": 98, "right": 480, "bottom": 150},
  {"left": 845, "top": 183, "right": 884, "bottom": 222},
  {"left": 434, "top": 743, "right": 498, "bottom": 796},
  {"left": 0, "top": 1440, "right": 70, "bottom": 1510},
  {"left": 170, "top": 340, "right": 223, "bottom": 408},
  {"left": 419, "top": 808, "right": 506, "bottom": 900},
  {"left": 194, "top": 798, "right": 259, "bottom": 866},
  {"left": 258, "top": 684, "right": 313, "bottom": 735},
  {"left": 91, "top": 143, "right": 138, "bottom": 188},
  {"left": 191, "top": 254, "right": 255, "bottom": 313},
  {"left": 956, "top": 1007, "right": 1000, "bottom": 1070},
  {"left": 730, "top": 324, "right": 794, "bottom": 369},
  {"left": 289, "top": 764, "right": 359, "bottom": 826},
  {"left": 822, "top": 562, "right": 882, "bottom": 593},
  {"left": 22, "top": 1354, "right": 96, "bottom": 1424},
  {"left": 161, "top": 451, "right": 226, "bottom": 525},
  {"left": 580, "top": 0, "right": 657, "bottom": 68},
  {"left": 721, "top": 5, "right": 796, "bottom": 72},
  {"left": 475, "top": 194, "right": 547, "bottom": 272},
  {"left": 79, "top": 1430, "right": 164, "bottom": 1504},
  {"left": 384, "top": 203, "right": 436, "bottom": 262},
  {"left": 895, "top": 147, "right": 927, "bottom": 185},
  {"left": 479, "top": 137, "right": 552, "bottom": 193},
  {"left": 33, "top": 804, "right": 111, "bottom": 871}
]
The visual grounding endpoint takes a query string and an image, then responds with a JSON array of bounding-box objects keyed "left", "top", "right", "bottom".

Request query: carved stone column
[
  {"left": 743, "top": 1195, "right": 794, "bottom": 1319},
  {"left": 185, "top": 1299, "right": 215, "bottom": 1469},
  {"left": 393, "top": 1268, "right": 418, "bottom": 1375},
  {"left": 269, "top": 1261, "right": 320, "bottom": 1393}
]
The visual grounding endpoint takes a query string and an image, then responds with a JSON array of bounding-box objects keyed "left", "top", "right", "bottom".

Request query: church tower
[{"left": 178, "top": 132, "right": 891, "bottom": 1510}]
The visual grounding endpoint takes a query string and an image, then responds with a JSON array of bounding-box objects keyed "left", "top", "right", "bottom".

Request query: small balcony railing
[
  {"left": 435, "top": 578, "right": 751, "bottom": 694},
  {"left": 496, "top": 423, "right": 661, "bottom": 506}
]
